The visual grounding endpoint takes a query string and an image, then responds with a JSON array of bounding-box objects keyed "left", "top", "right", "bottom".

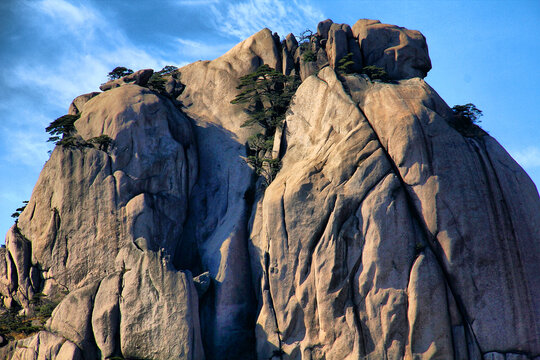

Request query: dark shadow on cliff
[{"left": 173, "top": 120, "right": 258, "bottom": 359}]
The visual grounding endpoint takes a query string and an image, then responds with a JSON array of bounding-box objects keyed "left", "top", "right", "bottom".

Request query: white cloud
[
  {"left": 210, "top": 0, "right": 324, "bottom": 40},
  {"left": 11, "top": 1, "right": 178, "bottom": 109},
  {"left": 33, "top": 0, "right": 96, "bottom": 24},
  {"left": 175, "top": 0, "right": 220, "bottom": 5},
  {"left": 30, "top": 0, "right": 100, "bottom": 36},
  {"left": 510, "top": 146, "right": 540, "bottom": 168}
]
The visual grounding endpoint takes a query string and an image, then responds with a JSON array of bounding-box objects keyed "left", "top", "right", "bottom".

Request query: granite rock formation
[{"left": 0, "top": 19, "right": 538, "bottom": 360}]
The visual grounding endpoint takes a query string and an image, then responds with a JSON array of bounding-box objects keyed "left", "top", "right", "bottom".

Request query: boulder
[
  {"left": 91, "top": 273, "right": 122, "bottom": 358},
  {"left": 116, "top": 245, "right": 205, "bottom": 360},
  {"left": 326, "top": 23, "right": 350, "bottom": 69},
  {"left": 0, "top": 331, "right": 80, "bottom": 360},
  {"left": 317, "top": 19, "right": 334, "bottom": 40},
  {"left": 352, "top": 19, "right": 432, "bottom": 79},
  {"left": 47, "top": 282, "right": 100, "bottom": 357},
  {"left": 67, "top": 92, "right": 100, "bottom": 115}
]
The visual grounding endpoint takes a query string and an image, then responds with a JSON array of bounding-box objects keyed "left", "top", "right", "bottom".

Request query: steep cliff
[{"left": 0, "top": 19, "right": 538, "bottom": 360}]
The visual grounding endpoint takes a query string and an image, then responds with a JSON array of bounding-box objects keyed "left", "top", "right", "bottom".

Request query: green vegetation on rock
[
  {"left": 450, "top": 103, "right": 487, "bottom": 137},
  {"left": 231, "top": 64, "right": 299, "bottom": 185},
  {"left": 45, "top": 114, "right": 79, "bottom": 144},
  {"left": 337, "top": 53, "right": 355, "bottom": 74},
  {"left": 107, "top": 66, "right": 134, "bottom": 80},
  {"left": 11, "top": 200, "right": 28, "bottom": 220},
  {"left": 302, "top": 49, "right": 317, "bottom": 62},
  {"left": 0, "top": 293, "right": 60, "bottom": 341},
  {"left": 361, "top": 65, "right": 390, "bottom": 82}
]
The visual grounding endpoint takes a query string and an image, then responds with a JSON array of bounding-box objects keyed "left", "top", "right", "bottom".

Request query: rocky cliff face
[{"left": 1, "top": 19, "right": 538, "bottom": 360}]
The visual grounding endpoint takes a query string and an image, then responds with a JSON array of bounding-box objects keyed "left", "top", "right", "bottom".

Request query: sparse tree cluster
[{"left": 231, "top": 64, "right": 300, "bottom": 185}]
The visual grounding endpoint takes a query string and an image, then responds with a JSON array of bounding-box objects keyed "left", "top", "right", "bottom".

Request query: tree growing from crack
[{"left": 231, "top": 64, "right": 299, "bottom": 186}]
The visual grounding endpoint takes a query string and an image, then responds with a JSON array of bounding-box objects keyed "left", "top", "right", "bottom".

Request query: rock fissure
[
  {"left": 346, "top": 78, "right": 483, "bottom": 356},
  {"left": 1, "top": 19, "right": 538, "bottom": 360}
]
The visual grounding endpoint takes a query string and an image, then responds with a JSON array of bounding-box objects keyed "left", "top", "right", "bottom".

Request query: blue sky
[{"left": 1, "top": 0, "right": 539, "bottom": 243}]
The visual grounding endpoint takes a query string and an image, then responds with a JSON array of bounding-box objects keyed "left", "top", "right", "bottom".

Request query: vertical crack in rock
[
  {"left": 264, "top": 251, "right": 283, "bottom": 359},
  {"left": 342, "top": 77, "right": 483, "bottom": 355}
]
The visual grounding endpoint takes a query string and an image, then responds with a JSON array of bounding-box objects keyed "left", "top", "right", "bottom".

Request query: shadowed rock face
[{"left": 1, "top": 19, "right": 539, "bottom": 360}]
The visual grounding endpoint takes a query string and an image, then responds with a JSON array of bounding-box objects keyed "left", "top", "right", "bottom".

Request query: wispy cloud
[
  {"left": 175, "top": 0, "right": 221, "bottom": 5},
  {"left": 510, "top": 146, "right": 540, "bottom": 168},
  {"left": 6, "top": 0, "right": 179, "bottom": 109},
  {"left": 33, "top": 0, "right": 97, "bottom": 25},
  {"left": 209, "top": 0, "right": 324, "bottom": 39}
]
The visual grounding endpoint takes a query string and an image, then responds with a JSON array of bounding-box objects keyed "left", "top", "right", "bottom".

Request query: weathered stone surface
[
  {"left": 193, "top": 271, "right": 211, "bottom": 297},
  {"left": 176, "top": 28, "right": 279, "bottom": 359},
  {"left": 0, "top": 247, "right": 10, "bottom": 298},
  {"left": 91, "top": 273, "right": 122, "bottom": 358},
  {"left": 116, "top": 245, "right": 204, "bottom": 360},
  {"left": 0, "top": 331, "right": 82, "bottom": 360},
  {"left": 285, "top": 33, "right": 298, "bottom": 56},
  {"left": 15, "top": 85, "right": 196, "bottom": 293},
  {"left": 99, "top": 68, "right": 154, "bottom": 91},
  {"left": 250, "top": 66, "right": 540, "bottom": 359},
  {"left": 67, "top": 92, "right": 100, "bottom": 115},
  {"left": 326, "top": 23, "right": 350, "bottom": 69},
  {"left": 348, "top": 75, "right": 540, "bottom": 356},
  {"left": 5, "top": 226, "right": 33, "bottom": 310},
  {"left": 317, "top": 19, "right": 333, "bottom": 40},
  {"left": 1, "top": 19, "right": 538, "bottom": 360},
  {"left": 352, "top": 19, "right": 432, "bottom": 79},
  {"left": 47, "top": 282, "right": 100, "bottom": 357},
  {"left": 165, "top": 73, "right": 185, "bottom": 98},
  {"left": 484, "top": 352, "right": 505, "bottom": 360}
]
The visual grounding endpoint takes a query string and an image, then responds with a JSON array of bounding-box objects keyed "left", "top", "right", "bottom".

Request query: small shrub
[
  {"left": 247, "top": 133, "right": 274, "bottom": 153},
  {"left": 450, "top": 103, "right": 487, "bottom": 137},
  {"left": 337, "top": 53, "right": 355, "bottom": 74},
  {"left": 147, "top": 73, "right": 167, "bottom": 93},
  {"left": 45, "top": 114, "right": 80, "bottom": 144},
  {"left": 231, "top": 64, "right": 299, "bottom": 186},
  {"left": 156, "top": 65, "right": 178, "bottom": 77},
  {"left": 10, "top": 200, "right": 28, "bottom": 221},
  {"left": 88, "top": 135, "right": 112, "bottom": 151},
  {"left": 302, "top": 49, "right": 316, "bottom": 62},
  {"left": 362, "top": 65, "right": 390, "bottom": 82},
  {"left": 0, "top": 292, "right": 60, "bottom": 340},
  {"left": 107, "top": 66, "right": 133, "bottom": 80},
  {"left": 0, "top": 308, "right": 41, "bottom": 340},
  {"left": 56, "top": 136, "right": 85, "bottom": 148}
]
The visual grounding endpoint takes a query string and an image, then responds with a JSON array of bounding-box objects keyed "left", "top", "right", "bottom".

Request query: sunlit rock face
[{"left": 1, "top": 18, "right": 538, "bottom": 360}]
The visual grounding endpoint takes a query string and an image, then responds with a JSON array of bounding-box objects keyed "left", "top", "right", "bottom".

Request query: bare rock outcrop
[
  {"left": 250, "top": 66, "right": 539, "bottom": 359},
  {"left": 99, "top": 69, "right": 154, "bottom": 91},
  {"left": 0, "top": 84, "right": 203, "bottom": 358},
  {"left": 12, "top": 85, "right": 197, "bottom": 293},
  {"left": 352, "top": 19, "right": 432, "bottom": 79},
  {"left": 1, "top": 18, "right": 538, "bottom": 360}
]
